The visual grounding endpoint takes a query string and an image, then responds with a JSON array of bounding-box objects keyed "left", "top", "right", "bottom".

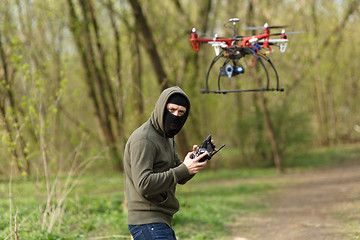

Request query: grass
[
  {"left": 174, "top": 178, "right": 280, "bottom": 240},
  {"left": 0, "top": 144, "right": 359, "bottom": 239}
]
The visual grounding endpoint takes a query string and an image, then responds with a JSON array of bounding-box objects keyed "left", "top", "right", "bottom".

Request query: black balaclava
[{"left": 163, "top": 93, "right": 189, "bottom": 138}]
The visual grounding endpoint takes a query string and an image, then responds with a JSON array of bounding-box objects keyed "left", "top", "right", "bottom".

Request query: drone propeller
[
  {"left": 270, "top": 31, "right": 303, "bottom": 36},
  {"left": 190, "top": 30, "right": 228, "bottom": 39},
  {"left": 246, "top": 25, "right": 288, "bottom": 30}
]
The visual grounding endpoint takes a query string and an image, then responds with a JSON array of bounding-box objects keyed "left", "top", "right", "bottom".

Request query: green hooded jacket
[{"left": 124, "top": 86, "right": 193, "bottom": 227}]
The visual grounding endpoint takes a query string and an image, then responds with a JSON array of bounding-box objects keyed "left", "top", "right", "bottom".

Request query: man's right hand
[{"left": 183, "top": 148, "right": 208, "bottom": 175}]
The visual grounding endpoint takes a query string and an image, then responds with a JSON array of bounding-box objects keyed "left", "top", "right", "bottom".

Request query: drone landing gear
[
  {"left": 201, "top": 48, "right": 284, "bottom": 94},
  {"left": 201, "top": 88, "right": 284, "bottom": 94}
]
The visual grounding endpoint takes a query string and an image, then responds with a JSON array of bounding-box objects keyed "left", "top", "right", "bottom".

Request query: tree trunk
[
  {"left": 0, "top": 30, "right": 30, "bottom": 174},
  {"left": 312, "top": 0, "right": 359, "bottom": 145},
  {"left": 228, "top": 0, "right": 246, "bottom": 159},
  {"left": 128, "top": 0, "right": 195, "bottom": 157},
  {"left": 67, "top": 0, "right": 123, "bottom": 170},
  {"left": 250, "top": 0, "right": 283, "bottom": 172},
  {"left": 258, "top": 93, "right": 283, "bottom": 173},
  {"left": 127, "top": 0, "right": 169, "bottom": 90},
  {"left": 131, "top": 29, "right": 145, "bottom": 124}
]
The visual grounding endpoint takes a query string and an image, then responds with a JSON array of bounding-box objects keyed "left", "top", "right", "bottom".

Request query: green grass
[
  {"left": 174, "top": 179, "right": 280, "bottom": 240},
  {"left": 0, "top": 144, "right": 359, "bottom": 239},
  {"left": 0, "top": 170, "right": 279, "bottom": 240}
]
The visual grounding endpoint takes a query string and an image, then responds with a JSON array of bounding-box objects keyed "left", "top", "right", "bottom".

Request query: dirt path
[{"left": 227, "top": 161, "right": 360, "bottom": 240}]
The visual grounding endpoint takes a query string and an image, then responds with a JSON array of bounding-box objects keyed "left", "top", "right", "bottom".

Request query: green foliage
[
  {"left": 0, "top": 0, "right": 359, "bottom": 175},
  {"left": 285, "top": 144, "right": 360, "bottom": 169},
  {"left": 0, "top": 174, "right": 128, "bottom": 239}
]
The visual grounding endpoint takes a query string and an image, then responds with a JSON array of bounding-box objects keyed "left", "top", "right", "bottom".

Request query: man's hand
[{"left": 183, "top": 145, "right": 208, "bottom": 175}]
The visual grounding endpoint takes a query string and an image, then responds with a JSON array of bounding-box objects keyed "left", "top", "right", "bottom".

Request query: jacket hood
[{"left": 150, "top": 86, "right": 190, "bottom": 136}]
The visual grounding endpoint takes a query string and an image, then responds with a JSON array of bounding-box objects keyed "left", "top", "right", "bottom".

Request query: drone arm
[
  {"left": 258, "top": 39, "right": 288, "bottom": 52},
  {"left": 190, "top": 28, "right": 235, "bottom": 52},
  {"left": 190, "top": 31, "right": 200, "bottom": 52}
]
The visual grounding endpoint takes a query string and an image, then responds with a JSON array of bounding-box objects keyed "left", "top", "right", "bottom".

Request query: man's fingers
[
  {"left": 186, "top": 152, "right": 193, "bottom": 157},
  {"left": 197, "top": 161, "right": 207, "bottom": 167},
  {"left": 194, "top": 152, "right": 207, "bottom": 162}
]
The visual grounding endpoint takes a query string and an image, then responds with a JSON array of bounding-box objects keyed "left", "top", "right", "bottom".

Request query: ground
[{"left": 227, "top": 161, "right": 360, "bottom": 240}]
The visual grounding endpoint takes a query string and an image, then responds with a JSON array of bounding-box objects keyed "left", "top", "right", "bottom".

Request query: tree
[
  {"left": 67, "top": 0, "right": 125, "bottom": 170},
  {"left": 127, "top": 0, "right": 196, "bottom": 156},
  {"left": 0, "top": 29, "right": 30, "bottom": 174}
]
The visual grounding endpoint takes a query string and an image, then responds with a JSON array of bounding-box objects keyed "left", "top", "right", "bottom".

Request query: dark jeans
[{"left": 128, "top": 223, "right": 177, "bottom": 240}]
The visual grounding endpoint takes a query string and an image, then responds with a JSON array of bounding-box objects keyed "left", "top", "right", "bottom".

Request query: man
[{"left": 124, "top": 86, "right": 207, "bottom": 239}]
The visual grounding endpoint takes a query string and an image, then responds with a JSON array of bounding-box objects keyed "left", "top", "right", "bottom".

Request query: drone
[{"left": 190, "top": 18, "right": 297, "bottom": 94}]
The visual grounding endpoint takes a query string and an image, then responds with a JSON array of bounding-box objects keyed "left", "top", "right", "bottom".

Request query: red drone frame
[{"left": 190, "top": 18, "right": 295, "bottom": 94}]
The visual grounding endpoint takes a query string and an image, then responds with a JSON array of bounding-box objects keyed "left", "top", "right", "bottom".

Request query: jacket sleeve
[
  {"left": 130, "top": 139, "right": 191, "bottom": 196},
  {"left": 174, "top": 153, "right": 195, "bottom": 185}
]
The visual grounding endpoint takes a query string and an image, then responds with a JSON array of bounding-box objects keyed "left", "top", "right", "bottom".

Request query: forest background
[{"left": 0, "top": 0, "right": 359, "bottom": 239}]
